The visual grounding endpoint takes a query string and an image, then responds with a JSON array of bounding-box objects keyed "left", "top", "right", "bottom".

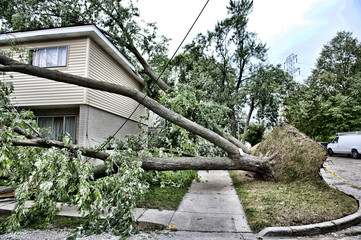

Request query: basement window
[
  {"left": 30, "top": 46, "right": 68, "bottom": 67},
  {"left": 36, "top": 115, "right": 76, "bottom": 143}
]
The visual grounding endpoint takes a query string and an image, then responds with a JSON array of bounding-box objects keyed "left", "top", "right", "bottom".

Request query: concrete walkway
[
  {"left": 131, "top": 170, "right": 256, "bottom": 240},
  {"left": 168, "top": 170, "right": 251, "bottom": 232}
]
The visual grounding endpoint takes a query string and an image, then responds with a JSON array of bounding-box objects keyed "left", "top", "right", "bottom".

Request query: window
[
  {"left": 31, "top": 46, "right": 68, "bottom": 67},
  {"left": 36, "top": 115, "right": 76, "bottom": 142}
]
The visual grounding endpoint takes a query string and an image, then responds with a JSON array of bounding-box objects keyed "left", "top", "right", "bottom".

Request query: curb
[{"left": 258, "top": 198, "right": 361, "bottom": 237}]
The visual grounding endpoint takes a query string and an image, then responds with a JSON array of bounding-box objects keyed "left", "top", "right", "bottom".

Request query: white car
[{"left": 327, "top": 132, "right": 361, "bottom": 159}]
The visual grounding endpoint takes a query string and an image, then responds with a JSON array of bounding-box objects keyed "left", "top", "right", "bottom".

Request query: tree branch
[
  {"left": 90, "top": 2, "right": 170, "bottom": 92},
  {"left": 213, "top": 127, "right": 251, "bottom": 154},
  {"left": 10, "top": 138, "right": 109, "bottom": 160},
  {"left": 0, "top": 186, "right": 17, "bottom": 195}
]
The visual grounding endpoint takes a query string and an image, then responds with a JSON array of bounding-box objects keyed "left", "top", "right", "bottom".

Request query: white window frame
[{"left": 30, "top": 46, "right": 68, "bottom": 68}]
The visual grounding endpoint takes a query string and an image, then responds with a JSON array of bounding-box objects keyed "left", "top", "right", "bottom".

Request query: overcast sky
[{"left": 138, "top": 0, "right": 361, "bottom": 83}]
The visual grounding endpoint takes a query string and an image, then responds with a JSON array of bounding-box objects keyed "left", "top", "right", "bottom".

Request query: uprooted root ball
[{"left": 253, "top": 123, "right": 327, "bottom": 182}]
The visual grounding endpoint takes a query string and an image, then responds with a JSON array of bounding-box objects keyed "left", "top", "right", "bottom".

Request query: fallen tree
[
  {"left": 0, "top": 54, "right": 274, "bottom": 178},
  {"left": 0, "top": 0, "right": 278, "bottom": 236}
]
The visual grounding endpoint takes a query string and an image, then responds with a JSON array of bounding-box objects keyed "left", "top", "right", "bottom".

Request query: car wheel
[
  {"left": 352, "top": 149, "right": 360, "bottom": 159},
  {"left": 328, "top": 148, "right": 333, "bottom": 156}
]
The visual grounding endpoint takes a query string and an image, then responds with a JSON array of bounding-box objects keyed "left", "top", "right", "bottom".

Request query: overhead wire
[{"left": 100, "top": 0, "right": 210, "bottom": 149}]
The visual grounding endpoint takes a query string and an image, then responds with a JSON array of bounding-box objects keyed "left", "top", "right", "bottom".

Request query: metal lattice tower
[{"left": 284, "top": 53, "right": 300, "bottom": 77}]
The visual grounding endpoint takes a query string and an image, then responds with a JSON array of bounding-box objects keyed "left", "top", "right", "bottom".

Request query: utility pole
[{"left": 284, "top": 53, "right": 300, "bottom": 77}]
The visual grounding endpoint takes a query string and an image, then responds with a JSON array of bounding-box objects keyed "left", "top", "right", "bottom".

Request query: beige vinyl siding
[
  {"left": 87, "top": 39, "right": 145, "bottom": 122},
  {"left": 1, "top": 38, "right": 87, "bottom": 107}
]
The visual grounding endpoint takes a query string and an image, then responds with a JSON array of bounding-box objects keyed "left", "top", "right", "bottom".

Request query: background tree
[
  {"left": 240, "top": 63, "right": 294, "bottom": 143},
  {"left": 245, "top": 121, "right": 266, "bottom": 146},
  {"left": 285, "top": 31, "right": 361, "bottom": 139},
  {"left": 205, "top": 0, "right": 268, "bottom": 137},
  {"left": 170, "top": 0, "right": 295, "bottom": 143}
]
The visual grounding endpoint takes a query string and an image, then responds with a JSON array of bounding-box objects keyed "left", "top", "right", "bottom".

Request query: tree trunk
[
  {"left": 0, "top": 186, "right": 17, "bottom": 195},
  {"left": 9, "top": 138, "right": 274, "bottom": 179},
  {"left": 92, "top": 155, "right": 273, "bottom": 179},
  {"left": 241, "top": 100, "right": 255, "bottom": 144},
  {"left": 228, "top": 109, "right": 238, "bottom": 137}
]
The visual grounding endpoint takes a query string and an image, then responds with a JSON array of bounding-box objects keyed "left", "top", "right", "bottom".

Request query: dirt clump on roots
[{"left": 253, "top": 123, "right": 327, "bottom": 182}]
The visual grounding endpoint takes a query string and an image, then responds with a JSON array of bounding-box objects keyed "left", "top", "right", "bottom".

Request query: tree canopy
[{"left": 170, "top": 0, "right": 294, "bottom": 141}]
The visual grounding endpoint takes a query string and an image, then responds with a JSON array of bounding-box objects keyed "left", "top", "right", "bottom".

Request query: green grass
[
  {"left": 0, "top": 212, "right": 10, "bottom": 222},
  {"left": 230, "top": 170, "right": 359, "bottom": 232},
  {"left": 136, "top": 185, "right": 189, "bottom": 210},
  {"left": 345, "top": 231, "right": 361, "bottom": 236},
  {"left": 0, "top": 212, "right": 84, "bottom": 230}
]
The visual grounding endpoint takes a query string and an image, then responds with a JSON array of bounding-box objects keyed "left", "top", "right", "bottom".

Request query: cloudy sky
[{"left": 138, "top": 0, "right": 361, "bottom": 83}]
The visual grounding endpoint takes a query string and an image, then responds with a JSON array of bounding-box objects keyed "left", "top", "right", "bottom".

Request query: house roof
[{"left": 0, "top": 25, "right": 144, "bottom": 85}]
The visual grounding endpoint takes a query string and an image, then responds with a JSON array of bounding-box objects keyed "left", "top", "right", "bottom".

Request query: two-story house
[{"left": 0, "top": 25, "right": 147, "bottom": 148}]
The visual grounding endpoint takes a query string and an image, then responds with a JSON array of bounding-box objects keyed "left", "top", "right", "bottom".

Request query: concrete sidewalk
[{"left": 168, "top": 170, "right": 251, "bottom": 232}]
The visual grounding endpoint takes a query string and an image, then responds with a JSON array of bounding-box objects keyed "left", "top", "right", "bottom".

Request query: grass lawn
[
  {"left": 0, "top": 211, "right": 85, "bottom": 229},
  {"left": 230, "top": 170, "right": 359, "bottom": 232},
  {"left": 137, "top": 185, "right": 189, "bottom": 210}
]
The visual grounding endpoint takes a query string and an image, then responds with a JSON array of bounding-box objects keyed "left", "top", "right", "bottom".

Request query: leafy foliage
[
  {"left": 150, "top": 83, "right": 229, "bottom": 157},
  {"left": 245, "top": 122, "right": 266, "bottom": 146},
  {"left": 0, "top": 81, "right": 144, "bottom": 236}
]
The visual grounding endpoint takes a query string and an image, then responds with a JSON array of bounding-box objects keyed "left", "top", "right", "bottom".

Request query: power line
[{"left": 100, "top": 0, "right": 210, "bottom": 149}]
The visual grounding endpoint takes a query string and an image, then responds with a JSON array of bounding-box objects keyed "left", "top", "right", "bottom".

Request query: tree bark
[
  {"left": 0, "top": 54, "right": 240, "bottom": 159},
  {"left": 0, "top": 186, "right": 17, "bottom": 195},
  {"left": 241, "top": 99, "right": 255, "bottom": 144},
  {"left": 92, "top": 155, "right": 273, "bottom": 179}
]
